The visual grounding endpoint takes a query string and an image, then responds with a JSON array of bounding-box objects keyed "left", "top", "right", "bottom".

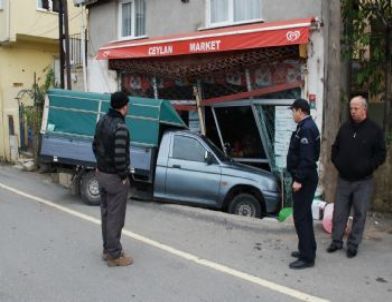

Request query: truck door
[{"left": 165, "top": 134, "right": 221, "bottom": 206}]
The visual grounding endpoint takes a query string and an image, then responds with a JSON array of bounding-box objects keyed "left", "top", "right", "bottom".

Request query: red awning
[{"left": 97, "top": 17, "right": 315, "bottom": 60}]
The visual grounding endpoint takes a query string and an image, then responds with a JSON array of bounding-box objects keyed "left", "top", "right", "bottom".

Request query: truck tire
[
  {"left": 80, "top": 171, "right": 101, "bottom": 206},
  {"left": 228, "top": 193, "right": 262, "bottom": 218}
]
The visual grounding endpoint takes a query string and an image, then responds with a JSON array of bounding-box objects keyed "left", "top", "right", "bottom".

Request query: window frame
[
  {"left": 205, "top": 0, "right": 263, "bottom": 28},
  {"left": 36, "top": 0, "right": 60, "bottom": 13},
  {"left": 171, "top": 135, "right": 207, "bottom": 163},
  {"left": 118, "top": 0, "right": 146, "bottom": 40}
]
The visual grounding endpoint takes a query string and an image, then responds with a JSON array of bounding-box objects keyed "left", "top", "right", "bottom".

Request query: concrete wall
[
  {"left": 86, "top": 1, "right": 118, "bottom": 93},
  {"left": 146, "top": 0, "right": 323, "bottom": 35},
  {"left": 88, "top": 0, "right": 323, "bottom": 52},
  {"left": 263, "top": 0, "right": 322, "bottom": 21},
  {"left": 87, "top": 1, "right": 117, "bottom": 56},
  {"left": 146, "top": 0, "right": 205, "bottom": 36},
  {"left": 87, "top": 58, "right": 118, "bottom": 93},
  {"left": 306, "top": 30, "right": 324, "bottom": 133}
]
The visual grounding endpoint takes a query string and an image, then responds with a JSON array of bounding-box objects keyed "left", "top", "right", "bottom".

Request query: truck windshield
[{"left": 202, "top": 136, "right": 231, "bottom": 162}]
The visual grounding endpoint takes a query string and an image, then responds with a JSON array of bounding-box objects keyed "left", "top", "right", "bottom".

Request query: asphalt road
[{"left": 0, "top": 165, "right": 391, "bottom": 302}]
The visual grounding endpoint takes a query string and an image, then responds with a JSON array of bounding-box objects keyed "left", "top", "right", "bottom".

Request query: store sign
[
  {"left": 189, "top": 40, "right": 222, "bottom": 53},
  {"left": 286, "top": 31, "right": 301, "bottom": 42},
  {"left": 148, "top": 45, "right": 174, "bottom": 56},
  {"left": 97, "top": 18, "right": 313, "bottom": 60}
]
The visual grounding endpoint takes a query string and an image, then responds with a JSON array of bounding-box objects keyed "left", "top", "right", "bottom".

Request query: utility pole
[
  {"left": 320, "top": 0, "right": 342, "bottom": 203},
  {"left": 383, "top": 22, "right": 391, "bottom": 132},
  {"left": 64, "top": 0, "right": 72, "bottom": 90},
  {"left": 58, "top": 0, "right": 72, "bottom": 90}
]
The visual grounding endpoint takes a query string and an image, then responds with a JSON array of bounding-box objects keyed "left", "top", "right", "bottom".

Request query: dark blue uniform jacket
[{"left": 287, "top": 116, "right": 320, "bottom": 183}]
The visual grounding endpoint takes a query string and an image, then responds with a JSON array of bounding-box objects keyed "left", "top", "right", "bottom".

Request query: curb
[{"left": 131, "top": 199, "right": 297, "bottom": 233}]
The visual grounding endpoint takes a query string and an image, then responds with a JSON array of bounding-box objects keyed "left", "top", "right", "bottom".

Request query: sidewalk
[{"left": 154, "top": 199, "right": 392, "bottom": 241}]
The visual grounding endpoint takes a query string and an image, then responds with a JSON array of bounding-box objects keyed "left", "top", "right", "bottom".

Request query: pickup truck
[{"left": 40, "top": 89, "right": 281, "bottom": 218}]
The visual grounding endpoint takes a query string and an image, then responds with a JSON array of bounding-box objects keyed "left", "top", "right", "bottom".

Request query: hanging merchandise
[
  {"left": 225, "top": 72, "right": 244, "bottom": 86},
  {"left": 254, "top": 67, "right": 272, "bottom": 87}
]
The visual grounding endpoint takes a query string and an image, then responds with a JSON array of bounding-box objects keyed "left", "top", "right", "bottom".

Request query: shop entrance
[{"left": 210, "top": 99, "right": 297, "bottom": 172}]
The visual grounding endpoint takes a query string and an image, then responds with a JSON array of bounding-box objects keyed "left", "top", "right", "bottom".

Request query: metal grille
[
  {"left": 120, "top": 60, "right": 303, "bottom": 102},
  {"left": 109, "top": 45, "right": 299, "bottom": 80}
]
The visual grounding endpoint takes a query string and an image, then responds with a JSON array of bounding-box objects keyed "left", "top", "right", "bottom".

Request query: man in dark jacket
[
  {"left": 327, "top": 96, "right": 386, "bottom": 258},
  {"left": 287, "top": 98, "right": 320, "bottom": 269},
  {"left": 92, "top": 91, "right": 132, "bottom": 267}
]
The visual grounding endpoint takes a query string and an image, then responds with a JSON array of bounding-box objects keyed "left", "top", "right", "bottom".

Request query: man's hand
[{"left": 292, "top": 181, "right": 302, "bottom": 192}]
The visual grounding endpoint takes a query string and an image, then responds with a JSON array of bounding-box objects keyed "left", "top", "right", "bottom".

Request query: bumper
[{"left": 263, "top": 190, "right": 281, "bottom": 213}]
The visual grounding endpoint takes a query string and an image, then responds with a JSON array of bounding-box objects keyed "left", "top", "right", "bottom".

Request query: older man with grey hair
[{"left": 327, "top": 96, "right": 386, "bottom": 258}]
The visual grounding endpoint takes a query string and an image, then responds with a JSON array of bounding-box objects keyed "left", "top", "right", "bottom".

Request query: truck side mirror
[{"left": 204, "top": 151, "right": 214, "bottom": 165}]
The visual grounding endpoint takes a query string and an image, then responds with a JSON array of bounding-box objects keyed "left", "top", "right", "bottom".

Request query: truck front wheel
[
  {"left": 228, "top": 193, "right": 262, "bottom": 218},
  {"left": 80, "top": 171, "right": 101, "bottom": 206}
]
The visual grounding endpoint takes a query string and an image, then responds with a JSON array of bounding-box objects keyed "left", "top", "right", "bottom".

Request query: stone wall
[{"left": 373, "top": 145, "right": 392, "bottom": 213}]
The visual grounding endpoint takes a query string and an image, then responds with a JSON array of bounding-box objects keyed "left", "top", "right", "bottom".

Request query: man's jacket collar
[{"left": 108, "top": 108, "right": 125, "bottom": 120}]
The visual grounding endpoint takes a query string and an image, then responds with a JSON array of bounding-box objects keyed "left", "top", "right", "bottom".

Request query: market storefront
[{"left": 96, "top": 17, "right": 320, "bottom": 173}]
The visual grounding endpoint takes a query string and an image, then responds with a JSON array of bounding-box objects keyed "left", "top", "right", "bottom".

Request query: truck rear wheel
[
  {"left": 80, "top": 171, "right": 101, "bottom": 206},
  {"left": 228, "top": 193, "right": 262, "bottom": 218}
]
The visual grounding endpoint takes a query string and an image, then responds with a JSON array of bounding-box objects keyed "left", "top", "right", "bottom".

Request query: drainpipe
[
  {"left": 81, "top": 5, "right": 87, "bottom": 91},
  {"left": 0, "top": 1, "right": 11, "bottom": 159}
]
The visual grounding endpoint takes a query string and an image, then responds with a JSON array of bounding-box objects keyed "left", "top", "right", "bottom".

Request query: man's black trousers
[
  {"left": 96, "top": 170, "right": 129, "bottom": 259},
  {"left": 292, "top": 169, "right": 318, "bottom": 262}
]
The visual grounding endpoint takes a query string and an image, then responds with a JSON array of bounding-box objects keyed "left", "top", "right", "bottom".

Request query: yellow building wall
[
  {"left": 8, "top": 0, "right": 83, "bottom": 41},
  {"left": 0, "top": 0, "right": 83, "bottom": 160},
  {"left": 0, "top": 40, "right": 58, "bottom": 160}
]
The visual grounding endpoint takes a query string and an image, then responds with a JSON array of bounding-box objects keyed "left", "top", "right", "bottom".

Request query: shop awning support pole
[
  {"left": 245, "top": 68, "right": 274, "bottom": 172},
  {"left": 211, "top": 107, "right": 228, "bottom": 156},
  {"left": 152, "top": 77, "right": 159, "bottom": 99},
  {"left": 245, "top": 69, "right": 253, "bottom": 93},
  {"left": 193, "top": 83, "right": 206, "bottom": 135}
]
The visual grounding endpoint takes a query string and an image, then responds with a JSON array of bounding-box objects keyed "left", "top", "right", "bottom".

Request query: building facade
[
  {"left": 0, "top": 0, "right": 84, "bottom": 160},
  {"left": 86, "top": 0, "right": 326, "bottom": 176}
]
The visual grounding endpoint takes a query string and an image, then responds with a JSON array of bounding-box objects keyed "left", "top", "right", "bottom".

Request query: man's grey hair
[{"left": 351, "top": 95, "right": 368, "bottom": 109}]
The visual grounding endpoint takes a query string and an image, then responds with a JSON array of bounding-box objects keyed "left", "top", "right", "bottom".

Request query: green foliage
[
  {"left": 341, "top": 0, "right": 392, "bottom": 96},
  {"left": 33, "top": 66, "right": 55, "bottom": 106},
  {"left": 386, "top": 131, "right": 392, "bottom": 145},
  {"left": 29, "top": 67, "right": 56, "bottom": 132},
  {"left": 19, "top": 67, "right": 56, "bottom": 161}
]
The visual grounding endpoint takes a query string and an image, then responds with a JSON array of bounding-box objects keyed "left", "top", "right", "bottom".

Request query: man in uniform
[
  {"left": 287, "top": 98, "right": 320, "bottom": 269},
  {"left": 93, "top": 91, "right": 133, "bottom": 267}
]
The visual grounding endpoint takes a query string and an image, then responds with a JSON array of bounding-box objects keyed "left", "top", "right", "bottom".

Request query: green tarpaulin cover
[{"left": 44, "top": 89, "right": 187, "bottom": 147}]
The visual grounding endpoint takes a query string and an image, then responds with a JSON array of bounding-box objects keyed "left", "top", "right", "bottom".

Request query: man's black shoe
[
  {"left": 291, "top": 251, "right": 301, "bottom": 258},
  {"left": 289, "top": 259, "right": 314, "bottom": 269},
  {"left": 346, "top": 247, "right": 357, "bottom": 258},
  {"left": 326, "top": 242, "right": 342, "bottom": 253}
]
